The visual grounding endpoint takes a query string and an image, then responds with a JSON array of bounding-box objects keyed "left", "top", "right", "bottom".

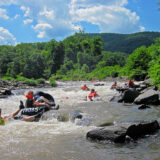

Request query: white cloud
[
  {"left": 23, "top": 18, "right": 33, "bottom": 24},
  {"left": 33, "top": 23, "right": 53, "bottom": 30},
  {"left": 0, "top": 0, "right": 18, "bottom": 6},
  {"left": 0, "top": 0, "right": 144, "bottom": 40},
  {"left": 0, "top": 27, "right": 17, "bottom": 45},
  {"left": 14, "top": 14, "right": 19, "bottom": 19},
  {"left": 0, "top": 8, "right": 9, "bottom": 19},
  {"left": 39, "top": 6, "right": 55, "bottom": 20},
  {"left": 140, "top": 26, "right": 145, "bottom": 32},
  {"left": 32, "top": 23, "right": 53, "bottom": 38},
  {"left": 20, "top": 6, "right": 31, "bottom": 17},
  {"left": 70, "top": 0, "right": 142, "bottom": 33}
]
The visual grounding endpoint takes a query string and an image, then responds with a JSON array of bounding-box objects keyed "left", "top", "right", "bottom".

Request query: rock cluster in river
[
  {"left": 87, "top": 78, "right": 160, "bottom": 144},
  {"left": 0, "top": 79, "right": 50, "bottom": 98}
]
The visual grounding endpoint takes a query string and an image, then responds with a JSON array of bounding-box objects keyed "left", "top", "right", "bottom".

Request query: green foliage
[
  {"left": 24, "top": 79, "right": 37, "bottom": 86},
  {"left": 125, "top": 46, "right": 151, "bottom": 80},
  {"left": 148, "top": 58, "right": 160, "bottom": 87},
  {"left": 1, "top": 31, "right": 160, "bottom": 85},
  {"left": 102, "top": 51, "right": 128, "bottom": 67},
  {"left": 1, "top": 76, "right": 15, "bottom": 81},
  {"left": 36, "top": 78, "right": 46, "bottom": 84},
  {"left": 49, "top": 75, "right": 57, "bottom": 87},
  {"left": 88, "top": 31, "right": 160, "bottom": 54}
]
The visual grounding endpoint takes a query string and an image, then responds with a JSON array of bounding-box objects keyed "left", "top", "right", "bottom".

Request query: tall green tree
[{"left": 125, "top": 46, "right": 151, "bottom": 80}]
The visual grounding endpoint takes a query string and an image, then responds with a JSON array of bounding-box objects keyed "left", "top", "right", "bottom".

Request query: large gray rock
[
  {"left": 126, "top": 120, "right": 159, "bottom": 140},
  {"left": 118, "top": 89, "right": 140, "bottom": 103},
  {"left": 86, "top": 121, "right": 160, "bottom": 143},
  {"left": 134, "top": 89, "right": 160, "bottom": 105},
  {"left": 86, "top": 126, "right": 127, "bottom": 143}
]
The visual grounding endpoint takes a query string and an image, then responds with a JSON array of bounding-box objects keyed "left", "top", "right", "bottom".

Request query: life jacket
[
  {"left": 88, "top": 91, "right": 97, "bottom": 98},
  {"left": 82, "top": 86, "right": 88, "bottom": 90},
  {"left": 26, "top": 94, "right": 34, "bottom": 100},
  {"left": 128, "top": 80, "right": 134, "bottom": 88}
]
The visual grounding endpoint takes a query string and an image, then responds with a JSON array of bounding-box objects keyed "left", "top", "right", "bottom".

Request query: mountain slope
[{"left": 87, "top": 31, "right": 160, "bottom": 54}]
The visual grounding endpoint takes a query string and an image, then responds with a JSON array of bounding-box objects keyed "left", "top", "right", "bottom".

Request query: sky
[{"left": 0, "top": 0, "right": 160, "bottom": 45}]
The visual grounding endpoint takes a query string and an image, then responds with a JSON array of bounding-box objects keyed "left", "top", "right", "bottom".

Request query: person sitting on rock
[{"left": 127, "top": 80, "right": 135, "bottom": 88}]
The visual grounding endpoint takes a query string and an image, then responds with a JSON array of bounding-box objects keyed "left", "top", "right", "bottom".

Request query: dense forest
[
  {"left": 0, "top": 31, "right": 160, "bottom": 87},
  {"left": 88, "top": 32, "right": 160, "bottom": 54}
]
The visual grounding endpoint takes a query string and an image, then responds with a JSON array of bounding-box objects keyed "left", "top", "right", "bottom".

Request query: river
[{"left": 0, "top": 81, "right": 160, "bottom": 160}]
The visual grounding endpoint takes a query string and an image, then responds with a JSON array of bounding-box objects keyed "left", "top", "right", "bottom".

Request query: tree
[
  {"left": 23, "top": 54, "right": 45, "bottom": 79},
  {"left": 125, "top": 46, "right": 151, "bottom": 80},
  {"left": 91, "top": 36, "right": 103, "bottom": 57}
]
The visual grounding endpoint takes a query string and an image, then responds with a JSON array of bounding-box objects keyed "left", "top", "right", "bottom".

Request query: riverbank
[
  {"left": 0, "top": 77, "right": 153, "bottom": 98},
  {"left": 0, "top": 79, "right": 51, "bottom": 98}
]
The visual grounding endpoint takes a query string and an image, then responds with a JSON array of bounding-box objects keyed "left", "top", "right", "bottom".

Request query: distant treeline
[
  {"left": 88, "top": 31, "right": 160, "bottom": 54},
  {"left": 0, "top": 31, "right": 160, "bottom": 87}
]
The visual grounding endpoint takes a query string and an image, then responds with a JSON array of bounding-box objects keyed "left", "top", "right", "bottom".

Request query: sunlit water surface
[{"left": 0, "top": 81, "right": 160, "bottom": 160}]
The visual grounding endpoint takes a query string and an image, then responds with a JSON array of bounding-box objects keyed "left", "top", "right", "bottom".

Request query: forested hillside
[
  {"left": 88, "top": 32, "right": 160, "bottom": 54},
  {"left": 0, "top": 31, "right": 160, "bottom": 87}
]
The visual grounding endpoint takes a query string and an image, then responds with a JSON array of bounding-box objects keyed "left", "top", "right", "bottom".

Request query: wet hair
[
  {"left": 91, "top": 89, "right": 95, "bottom": 92},
  {"left": 28, "top": 90, "right": 33, "bottom": 95}
]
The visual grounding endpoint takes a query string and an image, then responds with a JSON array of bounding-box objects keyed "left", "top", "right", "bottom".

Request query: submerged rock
[{"left": 138, "top": 104, "right": 151, "bottom": 110}]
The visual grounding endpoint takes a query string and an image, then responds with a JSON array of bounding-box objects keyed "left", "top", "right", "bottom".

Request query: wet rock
[
  {"left": 134, "top": 89, "right": 160, "bottom": 105},
  {"left": 126, "top": 120, "right": 159, "bottom": 140},
  {"left": 98, "top": 120, "right": 115, "bottom": 127},
  {"left": 94, "top": 83, "right": 105, "bottom": 86},
  {"left": 138, "top": 104, "right": 151, "bottom": 110},
  {"left": 86, "top": 120, "right": 160, "bottom": 143},
  {"left": 70, "top": 110, "right": 83, "bottom": 122},
  {"left": 118, "top": 89, "right": 140, "bottom": 103},
  {"left": 57, "top": 113, "right": 69, "bottom": 122},
  {"left": 86, "top": 126, "right": 127, "bottom": 143}
]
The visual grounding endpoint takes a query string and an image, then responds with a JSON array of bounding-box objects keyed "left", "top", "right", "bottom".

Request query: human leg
[
  {"left": 9, "top": 101, "right": 25, "bottom": 118},
  {"left": 22, "top": 111, "right": 44, "bottom": 122}
]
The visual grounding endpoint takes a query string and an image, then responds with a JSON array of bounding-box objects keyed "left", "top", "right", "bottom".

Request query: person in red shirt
[
  {"left": 87, "top": 89, "right": 99, "bottom": 101},
  {"left": 127, "top": 80, "right": 135, "bottom": 88},
  {"left": 81, "top": 84, "right": 90, "bottom": 91}
]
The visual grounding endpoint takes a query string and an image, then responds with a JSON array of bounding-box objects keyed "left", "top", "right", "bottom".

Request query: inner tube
[
  {"left": 21, "top": 106, "right": 49, "bottom": 116},
  {"left": 34, "top": 91, "right": 55, "bottom": 106}
]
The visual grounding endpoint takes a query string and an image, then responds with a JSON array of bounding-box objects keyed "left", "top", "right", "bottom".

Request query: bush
[
  {"left": 49, "top": 76, "right": 57, "bottom": 87},
  {"left": 36, "top": 78, "right": 45, "bottom": 84},
  {"left": 1, "top": 76, "right": 15, "bottom": 81},
  {"left": 24, "top": 79, "right": 37, "bottom": 86}
]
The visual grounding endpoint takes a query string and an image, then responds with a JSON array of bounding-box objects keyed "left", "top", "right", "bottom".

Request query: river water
[{"left": 0, "top": 81, "right": 160, "bottom": 160}]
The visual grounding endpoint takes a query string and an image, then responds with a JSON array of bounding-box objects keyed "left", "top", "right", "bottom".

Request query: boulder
[
  {"left": 86, "top": 126, "right": 127, "bottom": 143},
  {"left": 118, "top": 89, "right": 140, "bottom": 103},
  {"left": 86, "top": 120, "right": 160, "bottom": 143},
  {"left": 138, "top": 104, "right": 151, "bottom": 110},
  {"left": 134, "top": 89, "right": 160, "bottom": 105},
  {"left": 126, "top": 120, "right": 159, "bottom": 140},
  {"left": 70, "top": 110, "right": 83, "bottom": 122}
]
